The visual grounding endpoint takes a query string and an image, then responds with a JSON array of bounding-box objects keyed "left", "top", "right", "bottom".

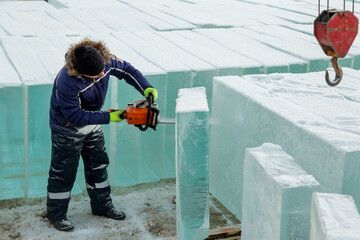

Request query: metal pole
[
  {"left": 318, "top": 0, "right": 320, "bottom": 15},
  {"left": 327, "top": 0, "right": 329, "bottom": 11},
  {"left": 344, "top": 0, "right": 345, "bottom": 11},
  {"left": 353, "top": 0, "right": 355, "bottom": 13}
]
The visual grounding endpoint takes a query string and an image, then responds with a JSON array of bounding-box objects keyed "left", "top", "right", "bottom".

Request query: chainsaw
[{"left": 108, "top": 94, "right": 174, "bottom": 131}]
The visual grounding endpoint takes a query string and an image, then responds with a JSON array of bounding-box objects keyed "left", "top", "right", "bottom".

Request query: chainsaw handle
[
  {"left": 108, "top": 109, "right": 126, "bottom": 120},
  {"left": 137, "top": 93, "right": 153, "bottom": 132}
]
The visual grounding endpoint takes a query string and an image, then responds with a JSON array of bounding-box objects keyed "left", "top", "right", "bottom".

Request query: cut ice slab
[
  {"left": 176, "top": 87, "right": 209, "bottom": 240},
  {"left": 310, "top": 192, "right": 360, "bottom": 239},
  {"left": 242, "top": 143, "right": 319, "bottom": 240},
  {"left": 209, "top": 71, "right": 360, "bottom": 220}
]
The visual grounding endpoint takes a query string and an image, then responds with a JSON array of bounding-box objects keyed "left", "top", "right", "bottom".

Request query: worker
[{"left": 46, "top": 38, "right": 158, "bottom": 231}]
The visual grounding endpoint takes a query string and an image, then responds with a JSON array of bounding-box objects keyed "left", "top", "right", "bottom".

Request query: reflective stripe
[
  {"left": 95, "top": 180, "right": 109, "bottom": 189},
  {"left": 86, "top": 180, "right": 110, "bottom": 189},
  {"left": 111, "top": 67, "right": 144, "bottom": 92},
  {"left": 48, "top": 191, "right": 71, "bottom": 200},
  {"left": 93, "top": 164, "right": 108, "bottom": 170}
]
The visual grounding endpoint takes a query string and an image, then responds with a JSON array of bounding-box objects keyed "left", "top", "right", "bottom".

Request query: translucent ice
[
  {"left": 310, "top": 192, "right": 360, "bottom": 239},
  {"left": 0, "top": 46, "right": 24, "bottom": 200},
  {"left": 210, "top": 71, "right": 360, "bottom": 220},
  {"left": 176, "top": 87, "right": 209, "bottom": 240},
  {"left": 242, "top": 143, "right": 319, "bottom": 240}
]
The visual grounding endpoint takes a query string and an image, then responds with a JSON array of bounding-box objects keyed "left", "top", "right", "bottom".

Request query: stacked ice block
[
  {"left": 176, "top": 87, "right": 209, "bottom": 240},
  {"left": 210, "top": 69, "right": 360, "bottom": 220},
  {"left": 1, "top": 0, "right": 360, "bottom": 203},
  {"left": 0, "top": 46, "right": 24, "bottom": 200},
  {"left": 310, "top": 192, "right": 360, "bottom": 239},
  {"left": 242, "top": 143, "right": 319, "bottom": 240}
]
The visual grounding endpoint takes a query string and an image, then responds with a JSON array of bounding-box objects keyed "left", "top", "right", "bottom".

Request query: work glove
[
  {"left": 109, "top": 110, "right": 125, "bottom": 123},
  {"left": 144, "top": 87, "right": 158, "bottom": 101}
]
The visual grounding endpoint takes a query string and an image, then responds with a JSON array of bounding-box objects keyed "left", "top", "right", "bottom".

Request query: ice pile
[
  {"left": 242, "top": 143, "right": 319, "bottom": 240},
  {"left": 1, "top": 0, "right": 360, "bottom": 202},
  {"left": 175, "top": 87, "right": 209, "bottom": 240}
]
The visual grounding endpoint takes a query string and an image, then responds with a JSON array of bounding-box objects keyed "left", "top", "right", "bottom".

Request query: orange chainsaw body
[
  {"left": 109, "top": 99, "right": 159, "bottom": 131},
  {"left": 123, "top": 106, "right": 154, "bottom": 125}
]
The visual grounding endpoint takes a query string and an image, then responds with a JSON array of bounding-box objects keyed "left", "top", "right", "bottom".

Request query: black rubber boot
[
  {"left": 93, "top": 207, "right": 126, "bottom": 220},
  {"left": 51, "top": 218, "right": 74, "bottom": 231}
]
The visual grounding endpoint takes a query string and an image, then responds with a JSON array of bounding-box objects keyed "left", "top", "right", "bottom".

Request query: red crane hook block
[
  {"left": 314, "top": 9, "right": 358, "bottom": 86},
  {"left": 314, "top": 10, "right": 358, "bottom": 58}
]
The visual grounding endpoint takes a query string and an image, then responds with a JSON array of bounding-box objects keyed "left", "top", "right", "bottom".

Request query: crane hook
[{"left": 325, "top": 57, "right": 343, "bottom": 86}]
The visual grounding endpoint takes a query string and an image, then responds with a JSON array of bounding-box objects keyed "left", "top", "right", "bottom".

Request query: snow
[
  {"left": 0, "top": 180, "right": 238, "bottom": 240},
  {"left": 176, "top": 87, "right": 209, "bottom": 113}
]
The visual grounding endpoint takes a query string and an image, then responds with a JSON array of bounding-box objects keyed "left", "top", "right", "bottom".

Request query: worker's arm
[
  {"left": 109, "top": 55, "right": 152, "bottom": 95},
  {"left": 56, "top": 75, "right": 110, "bottom": 126}
]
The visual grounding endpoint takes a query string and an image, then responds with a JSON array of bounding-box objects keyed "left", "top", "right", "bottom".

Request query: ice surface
[
  {"left": 176, "top": 87, "right": 209, "bottom": 240},
  {"left": 30, "top": 11, "right": 76, "bottom": 37},
  {"left": 209, "top": 71, "right": 360, "bottom": 220},
  {"left": 0, "top": 1, "right": 54, "bottom": 11},
  {"left": 0, "top": 36, "right": 50, "bottom": 84},
  {"left": 247, "top": 25, "right": 355, "bottom": 68},
  {"left": 242, "top": 143, "right": 319, "bottom": 240},
  {"left": 45, "top": 8, "right": 94, "bottom": 35},
  {"left": 64, "top": 9, "right": 114, "bottom": 35},
  {"left": 236, "top": 27, "right": 330, "bottom": 71},
  {"left": 310, "top": 192, "right": 360, "bottom": 239},
  {"left": 154, "top": 3, "right": 232, "bottom": 28},
  {"left": 156, "top": 31, "right": 252, "bottom": 77},
  {"left": 0, "top": 13, "right": 35, "bottom": 37},
  {"left": 194, "top": 28, "right": 308, "bottom": 74},
  {"left": 25, "top": 36, "right": 65, "bottom": 78},
  {"left": 125, "top": 4, "right": 196, "bottom": 30},
  {"left": 0, "top": 46, "right": 22, "bottom": 87},
  {"left": 7, "top": 11, "right": 55, "bottom": 36}
]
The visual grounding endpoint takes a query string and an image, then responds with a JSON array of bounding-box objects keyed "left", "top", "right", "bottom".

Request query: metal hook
[{"left": 325, "top": 57, "right": 343, "bottom": 86}]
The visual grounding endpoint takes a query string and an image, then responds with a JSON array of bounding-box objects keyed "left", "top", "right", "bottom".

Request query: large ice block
[
  {"left": 134, "top": 31, "right": 217, "bottom": 109},
  {"left": 0, "top": 46, "right": 24, "bottom": 200},
  {"left": 154, "top": 2, "right": 232, "bottom": 28},
  {"left": 1, "top": 35, "right": 85, "bottom": 198},
  {"left": 235, "top": 27, "right": 330, "bottom": 72},
  {"left": 97, "top": 33, "right": 170, "bottom": 185},
  {"left": 123, "top": 4, "right": 196, "bottom": 30},
  {"left": 210, "top": 71, "right": 360, "bottom": 220},
  {"left": 111, "top": 31, "right": 191, "bottom": 182},
  {"left": 242, "top": 143, "right": 319, "bottom": 240},
  {"left": 0, "top": 13, "right": 35, "bottom": 37},
  {"left": 45, "top": 8, "right": 94, "bottom": 35},
  {"left": 0, "top": 1, "right": 54, "bottom": 11},
  {"left": 176, "top": 87, "right": 209, "bottom": 240},
  {"left": 247, "top": 25, "right": 355, "bottom": 68},
  {"left": 194, "top": 28, "right": 308, "bottom": 74},
  {"left": 7, "top": 11, "right": 56, "bottom": 36},
  {"left": 157, "top": 30, "right": 260, "bottom": 77},
  {"left": 310, "top": 192, "right": 360, "bottom": 239}
]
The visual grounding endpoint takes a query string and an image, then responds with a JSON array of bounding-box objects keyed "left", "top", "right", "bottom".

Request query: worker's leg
[
  {"left": 81, "top": 125, "right": 113, "bottom": 214},
  {"left": 47, "top": 131, "right": 84, "bottom": 222}
]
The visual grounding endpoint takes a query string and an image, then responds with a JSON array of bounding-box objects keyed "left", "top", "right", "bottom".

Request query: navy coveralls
[{"left": 47, "top": 55, "right": 152, "bottom": 221}]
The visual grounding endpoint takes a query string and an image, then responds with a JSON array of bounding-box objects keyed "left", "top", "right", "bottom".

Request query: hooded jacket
[{"left": 49, "top": 38, "right": 152, "bottom": 135}]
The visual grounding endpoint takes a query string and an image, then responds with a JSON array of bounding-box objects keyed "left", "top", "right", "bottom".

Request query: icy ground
[{"left": 0, "top": 179, "right": 238, "bottom": 240}]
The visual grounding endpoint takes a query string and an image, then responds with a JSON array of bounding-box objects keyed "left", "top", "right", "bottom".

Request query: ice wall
[
  {"left": 175, "top": 87, "right": 209, "bottom": 240},
  {"left": 210, "top": 69, "right": 360, "bottom": 220},
  {"left": 242, "top": 143, "right": 319, "bottom": 240},
  {"left": 310, "top": 192, "right": 360, "bottom": 239}
]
